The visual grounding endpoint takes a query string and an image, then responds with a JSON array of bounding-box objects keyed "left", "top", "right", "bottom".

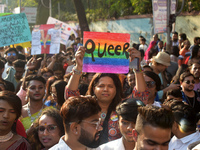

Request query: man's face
[
  {"left": 158, "top": 42, "right": 163, "bottom": 49},
  {"left": 135, "top": 125, "right": 171, "bottom": 150},
  {"left": 190, "top": 63, "right": 200, "bottom": 78},
  {"left": 153, "top": 35, "right": 158, "bottom": 42},
  {"left": 156, "top": 63, "right": 168, "bottom": 73},
  {"left": 54, "top": 70, "right": 63, "bottom": 79},
  {"left": 144, "top": 75, "right": 157, "bottom": 104},
  {"left": 78, "top": 114, "right": 103, "bottom": 148},
  {"left": 6, "top": 51, "right": 17, "bottom": 65},
  {"left": 119, "top": 116, "right": 135, "bottom": 142},
  {"left": 27, "top": 80, "right": 45, "bottom": 101},
  {"left": 127, "top": 73, "right": 135, "bottom": 88},
  {"left": 14, "top": 67, "right": 24, "bottom": 80},
  {"left": 172, "top": 34, "right": 178, "bottom": 42},
  {"left": 181, "top": 76, "right": 195, "bottom": 92}
]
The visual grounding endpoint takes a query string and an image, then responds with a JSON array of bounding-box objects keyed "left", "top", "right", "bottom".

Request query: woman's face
[
  {"left": 51, "top": 86, "right": 57, "bottom": 102},
  {"left": 94, "top": 76, "right": 116, "bottom": 105},
  {"left": 0, "top": 100, "right": 17, "bottom": 135},
  {"left": 38, "top": 115, "right": 61, "bottom": 149}
]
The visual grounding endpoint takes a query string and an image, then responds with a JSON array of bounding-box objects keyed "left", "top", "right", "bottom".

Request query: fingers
[{"left": 75, "top": 46, "right": 86, "bottom": 58}]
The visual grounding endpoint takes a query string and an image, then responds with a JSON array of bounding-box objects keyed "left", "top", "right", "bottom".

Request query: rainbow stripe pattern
[{"left": 83, "top": 31, "right": 130, "bottom": 74}]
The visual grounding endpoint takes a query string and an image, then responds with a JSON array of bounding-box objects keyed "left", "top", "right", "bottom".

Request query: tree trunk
[
  {"left": 36, "top": 0, "right": 49, "bottom": 24},
  {"left": 73, "top": 0, "right": 90, "bottom": 37}
]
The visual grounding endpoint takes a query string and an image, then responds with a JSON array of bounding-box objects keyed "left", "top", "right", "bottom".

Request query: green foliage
[
  {"left": 21, "top": 0, "right": 38, "bottom": 7},
  {"left": 131, "top": 0, "right": 152, "bottom": 15}
]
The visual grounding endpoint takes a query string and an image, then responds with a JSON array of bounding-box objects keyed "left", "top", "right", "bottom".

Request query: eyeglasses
[
  {"left": 184, "top": 80, "right": 195, "bottom": 84},
  {"left": 82, "top": 118, "right": 101, "bottom": 130},
  {"left": 38, "top": 125, "right": 57, "bottom": 133},
  {"left": 7, "top": 53, "right": 16, "bottom": 56},
  {"left": 146, "top": 81, "right": 156, "bottom": 88}
]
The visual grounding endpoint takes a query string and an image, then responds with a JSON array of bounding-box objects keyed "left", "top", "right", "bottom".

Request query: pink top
[{"left": 17, "top": 86, "right": 27, "bottom": 106}]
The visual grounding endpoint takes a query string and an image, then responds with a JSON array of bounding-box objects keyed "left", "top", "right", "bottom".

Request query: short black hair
[
  {"left": 116, "top": 98, "right": 145, "bottom": 123},
  {"left": 170, "top": 101, "right": 197, "bottom": 132},
  {"left": 13, "top": 59, "right": 26, "bottom": 69},
  {"left": 179, "top": 33, "right": 187, "bottom": 41},
  {"left": 173, "top": 31, "right": 178, "bottom": 35},
  {"left": 26, "top": 75, "right": 46, "bottom": 87},
  {"left": 135, "top": 106, "right": 174, "bottom": 134},
  {"left": 5, "top": 48, "right": 19, "bottom": 55}
]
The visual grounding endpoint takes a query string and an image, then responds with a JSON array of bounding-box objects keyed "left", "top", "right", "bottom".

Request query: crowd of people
[{"left": 0, "top": 31, "right": 200, "bottom": 150}]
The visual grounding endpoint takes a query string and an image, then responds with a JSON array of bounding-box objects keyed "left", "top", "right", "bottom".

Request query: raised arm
[
  {"left": 66, "top": 46, "right": 86, "bottom": 90},
  {"left": 128, "top": 48, "right": 146, "bottom": 92}
]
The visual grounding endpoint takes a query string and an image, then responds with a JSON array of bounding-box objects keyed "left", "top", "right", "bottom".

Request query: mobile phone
[{"left": 129, "top": 57, "right": 139, "bottom": 70}]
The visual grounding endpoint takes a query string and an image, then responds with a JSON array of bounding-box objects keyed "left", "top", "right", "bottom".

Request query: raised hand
[
  {"left": 27, "top": 57, "right": 42, "bottom": 70},
  {"left": 127, "top": 47, "right": 141, "bottom": 62},
  {"left": 75, "top": 46, "right": 86, "bottom": 70}
]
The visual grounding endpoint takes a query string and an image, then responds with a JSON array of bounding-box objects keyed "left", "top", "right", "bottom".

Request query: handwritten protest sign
[
  {"left": 31, "top": 24, "right": 61, "bottom": 55},
  {"left": 83, "top": 32, "right": 130, "bottom": 74},
  {"left": 47, "top": 17, "right": 77, "bottom": 45},
  {"left": 0, "top": 13, "right": 31, "bottom": 47}
]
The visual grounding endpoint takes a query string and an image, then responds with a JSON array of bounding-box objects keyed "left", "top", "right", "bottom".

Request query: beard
[
  {"left": 184, "top": 86, "right": 194, "bottom": 92},
  {"left": 78, "top": 128, "right": 100, "bottom": 148}
]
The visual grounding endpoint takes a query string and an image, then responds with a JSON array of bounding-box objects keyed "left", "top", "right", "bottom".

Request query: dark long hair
[
  {"left": 86, "top": 73, "right": 123, "bottom": 111},
  {"left": 44, "top": 76, "right": 59, "bottom": 101},
  {"left": 52, "top": 80, "right": 67, "bottom": 109}
]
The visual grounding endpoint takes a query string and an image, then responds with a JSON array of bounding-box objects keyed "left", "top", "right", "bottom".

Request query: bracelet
[
  {"left": 133, "top": 68, "right": 143, "bottom": 73},
  {"left": 70, "top": 67, "right": 82, "bottom": 75}
]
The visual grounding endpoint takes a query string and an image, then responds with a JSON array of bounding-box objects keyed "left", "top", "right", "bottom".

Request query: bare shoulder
[{"left": 21, "top": 104, "right": 28, "bottom": 118}]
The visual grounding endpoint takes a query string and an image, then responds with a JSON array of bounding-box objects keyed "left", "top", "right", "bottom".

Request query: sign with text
[
  {"left": 47, "top": 17, "right": 77, "bottom": 45},
  {"left": 152, "top": 0, "right": 167, "bottom": 33},
  {"left": 31, "top": 24, "right": 61, "bottom": 55},
  {"left": 83, "top": 31, "right": 130, "bottom": 74},
  {"left": 21, "top": 7, "right": 37, "bottom": 24},
  {"left": 0, "top": 13, "right": 31, "bottom": 47}
]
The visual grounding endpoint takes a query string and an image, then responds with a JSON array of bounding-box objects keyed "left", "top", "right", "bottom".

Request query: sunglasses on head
[
  {"left": 7, "top": 53, "right": 16, "bottom": 56},
  {"left": 38, "top": 124, "right": 57, "bottom": 133},
  {"left": 146, "top": 81, "right": 156, "bottom": 88},
  {"left": 184, "top": 80, "right": 195, "bottom": 84}
]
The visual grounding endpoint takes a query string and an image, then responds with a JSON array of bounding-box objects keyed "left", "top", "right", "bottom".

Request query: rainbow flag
[{"left": 83, "top": 31, "right": 130, "bottom": 74}]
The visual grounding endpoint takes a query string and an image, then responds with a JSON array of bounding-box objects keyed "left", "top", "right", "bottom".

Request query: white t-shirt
[{"left": 99, "top": 137, "right": 125, "bottom": 150}]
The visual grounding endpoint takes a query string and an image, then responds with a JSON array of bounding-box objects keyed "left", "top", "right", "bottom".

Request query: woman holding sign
[{"left": 64, "top": 46, "right": 148, "bottom": 145}]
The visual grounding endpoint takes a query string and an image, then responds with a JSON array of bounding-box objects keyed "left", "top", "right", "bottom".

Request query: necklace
[
  {"left": 100, "top": 112, "right": 107, "bottom": 120},
  {"left": 27, "top": 103, "right": 43, "bottom": 123},
  {"left": 0, "top": 131, "right": 14, "bottom": 142}
]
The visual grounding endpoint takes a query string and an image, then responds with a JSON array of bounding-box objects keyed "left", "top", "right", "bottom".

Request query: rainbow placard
[{"left": 83, "top": 32, "right": 130, "bottom": 74}]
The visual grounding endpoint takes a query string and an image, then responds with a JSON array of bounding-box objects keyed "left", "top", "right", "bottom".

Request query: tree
[{"left": 73, "top": 0, "right": 90, "bottom": 36}]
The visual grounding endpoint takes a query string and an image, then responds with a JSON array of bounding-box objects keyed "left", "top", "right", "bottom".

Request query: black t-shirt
[{"left": 185, "top": 92, "right": 200, "bottom": 114}]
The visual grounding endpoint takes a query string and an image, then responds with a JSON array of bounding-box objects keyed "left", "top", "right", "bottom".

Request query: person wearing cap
[
  {"left": 151, "top": 52, "right": 180, "bottom": 101},
  {"left": 99, "top": 98, "right": 145, "bottom": 150}
]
